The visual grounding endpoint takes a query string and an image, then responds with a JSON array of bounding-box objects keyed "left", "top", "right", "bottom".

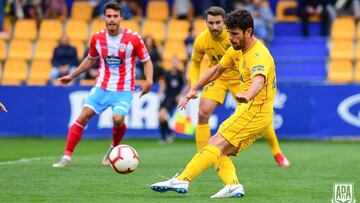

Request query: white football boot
[
  {"left": 210, "top": 184, "right": 245, "bottom": 198},
  {"left": 52, "top": 156, "right": 71, "bottom": 168},
  {"left": 102, "top": 146, "right": 114, "bottom": 166},
  {"left": 150, "top": 174, "right": 189, "bottom": 194}
]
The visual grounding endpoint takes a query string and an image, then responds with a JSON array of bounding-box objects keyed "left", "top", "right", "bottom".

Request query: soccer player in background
[
  {"left": 52, "top": 2, "right": 153, "bottom": 168},
  {"left": 190, "top": 6, "right": 290, "bottom": 167},
  {"left": 150, "top": 9, "right": 278, "bottom": 198},
  {"left": 158, "top": 57, "right": 185, "bottom": 144}
]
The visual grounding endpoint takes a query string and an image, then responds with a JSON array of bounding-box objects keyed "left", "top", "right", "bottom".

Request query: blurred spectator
[
  {"left": 184, "top": 26, "right": 196, "bottom": 61},
  {"left": 143, "top": 36, "right": 164, "bottom": 83},
  {"left": 82, "top": 47, "right": 99, "bottom": 80},
  {"left": 120, "top": 0, "right": 137, "bottom": 19},
  {"left": 173, "top": 0, "right": 192, "bottom": 19},
  {"left": 246, "top": 0, "right": 274, "bottom": 43},
  {"left": 335, "top": 0, "right": 360, "bottom": 19},
  {"left": 93, "top": 0, "right": 141, "bottom": 18},
  {"left": 43, "top": 0, "right": 67, "bottom": 19},
  {"left": 158, "top": 56, "right": 185, "bottom": 144},
  {"left": 232, "top": 0, "right": 248, "bottom": 10},
  {"left": 0, "top": 0, "right": 6, "bottom": 36},
  {"left": 298, "top": 0, "right": 331, "bottom": 36},
  {"left": 51, "top": 35, "right": 78, "bottom": 85}
]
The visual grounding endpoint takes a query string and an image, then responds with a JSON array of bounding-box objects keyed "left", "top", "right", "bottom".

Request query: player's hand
[
  {"left": 235, "top": 93, "right": 250, "bottom": 103},
  {"left": 57, "top": 75, "right": 73, "bottom": 86},
  {"left": 139, "top": 80, "right": 152, "bottom": 98},
  {"left": 178, "top": 88, "right": 198, "bottom": 110},
  {"left": 0, "top": 103, "right": 7, "bottom": 112}
]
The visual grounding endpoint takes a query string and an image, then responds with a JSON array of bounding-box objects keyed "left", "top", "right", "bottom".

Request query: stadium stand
[
  {"left": 142, "top": 20, "right": 165, "bottom": 44},
  {"left": 34, "top": 40, "right": 57, "bottom": 60},
  {"left": 146, "top": 0, "right": 169, "bottom": 21},
  {"left": 328, "top": 60, "right": 353, "bottom": 83},
  {"left": 13, "top": 19, "right": 37, "bottom": 41},
  {"left": 71, "top": 1, "right": 93, "bottom": 21},
  {"left": 1, "top": 0, "right": 358, "bottom": 85},
  {"left": 39, "top": 19, "right": 63, "bottom": 41},
  {"left": 27, "top": 59, "right": 52, "bottom": 86},
  {"left": 331, "top": 17, "right": 355, "bottom": 40},
  {"left": 8, "top": 39, "right": 32, "bottom": 60},
  {"left": 0, "top": 40, "right": 6, "bottom": 61},
  {"left": 2, "top": 59, "right": 28, "bottom": 85},
  {"left": 90, "top": 18, "right": 106, "bottom": 35},
  {"left": 167, "top": 20, "right": 190, "bottom": 41},
  {"left": 122, "top": 20, "right": 140, "bottom": 33},
  {"left": 193, "top": 18, "right": 207, "bottom": 35},
  {"left": 65, "top": 19, "right": 89, "bottom": 42},
  {"left": 355, "top": 62, "right": 360, "bottom": 83}
]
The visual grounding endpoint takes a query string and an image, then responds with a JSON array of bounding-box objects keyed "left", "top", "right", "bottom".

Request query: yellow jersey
[
  {"left": 189, "top": 28, "right": 236, "bottom": 85},
  {"left": 220, "top": 40, "right": 277, "bottom": 112}
]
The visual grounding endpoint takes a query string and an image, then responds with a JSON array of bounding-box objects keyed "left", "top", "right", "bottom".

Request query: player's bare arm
[
  {"left": 57, "top": 57, "right": 97, "bottom": 86},
  {"left": 178, "top": 64, "right": 225, "bottom": 110},
  {"left": 139, "top": 59, "right": 153, "bottom": 97},
  {"left": 0, "top": 102, "right": 7, "bottom": 112},
  {"left": 236, "top": 74, "right": 265, "bottom": 103}
]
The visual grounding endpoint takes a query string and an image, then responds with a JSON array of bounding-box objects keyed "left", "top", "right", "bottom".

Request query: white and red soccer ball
[{"left": 109, "top": 144, "right": 139, "bottom": 174}]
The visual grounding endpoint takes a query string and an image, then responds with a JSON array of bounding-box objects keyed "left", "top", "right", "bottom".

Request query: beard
[
  {"left": 210, "top": 29, "right": 221, "bottom": 37},
  {"left": 106, "top": 22, "right": 118, "bottom": 31},
  {"left": 232, "top": 39, "right": 245, "bottom": 50}
]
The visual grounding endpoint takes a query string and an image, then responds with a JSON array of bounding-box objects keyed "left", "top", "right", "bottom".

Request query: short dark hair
[
  {"left": 225, "top": 9, "right": 254, "bottom": 35},
  {"left": 205, "top": 6, "right": 226, "bottom": 19},
  {"left": 104, "top": 1, "right": 123, "bottom": 16}
]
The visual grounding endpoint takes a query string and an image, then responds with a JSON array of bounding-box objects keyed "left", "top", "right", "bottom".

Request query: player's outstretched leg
[
  {"left": 102, "top": 123, "right": 127, "bottom": 165},
  {"left": 263, "top": 125, "right": 291, "bottom": 167},
  {"left": 150, "top": 145, "right": 221, "bottom": 194},
  {"left": 52, "top": 120, "right": 85, "bottom": 168},
  {"left": 150, "top": 174, "right": 189, "bottom": 194},
  {"left": 211, "top": 156, "right": 244, "bottom": 198}
]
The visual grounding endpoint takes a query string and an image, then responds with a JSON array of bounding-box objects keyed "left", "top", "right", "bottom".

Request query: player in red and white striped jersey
[{"left": 53, "top": 2, "right": 153, "bottom": 168}]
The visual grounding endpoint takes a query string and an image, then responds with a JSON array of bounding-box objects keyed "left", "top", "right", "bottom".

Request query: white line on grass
[{"left": 0, "top": 156, "right": 57, "bottom": 165}]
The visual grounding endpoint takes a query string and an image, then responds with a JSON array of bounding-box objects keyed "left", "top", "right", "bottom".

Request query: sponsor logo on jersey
[{"left": 105, "top": 55, "right": 123, "bottom": 69}]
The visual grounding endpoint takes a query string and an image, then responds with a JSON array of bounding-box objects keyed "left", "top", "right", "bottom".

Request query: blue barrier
[{"left": 0, "top": 83, "right": 359, "bottom": 139}]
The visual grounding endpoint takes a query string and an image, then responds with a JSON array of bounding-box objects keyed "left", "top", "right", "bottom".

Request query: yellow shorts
[
  {"left": 217, "top": 103, "right": 273, "bottom": 153},
  {"left": 200, "top": 77, "right": 241, "bottom": 104}
]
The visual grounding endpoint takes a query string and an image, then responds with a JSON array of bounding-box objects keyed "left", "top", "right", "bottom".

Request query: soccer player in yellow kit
[
  {"left": 190, "top": 6, "right": 290, "bottom": 167},
  {"left": 150, "top": 9, "right": 283, "bottom": 198}
]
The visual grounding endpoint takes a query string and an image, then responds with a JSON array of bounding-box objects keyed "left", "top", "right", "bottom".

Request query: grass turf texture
[{"left": 0, "top": 138, "right": 359, "bottom": 202}]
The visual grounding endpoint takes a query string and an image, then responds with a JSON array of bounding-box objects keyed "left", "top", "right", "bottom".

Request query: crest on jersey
[{"left": 119, "top": 43, "right": 127, "bottom": 52}]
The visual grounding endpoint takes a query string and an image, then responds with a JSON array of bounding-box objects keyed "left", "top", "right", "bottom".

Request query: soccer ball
[{"left": 109, "top": 144, "right": 139, "bottom": 174}]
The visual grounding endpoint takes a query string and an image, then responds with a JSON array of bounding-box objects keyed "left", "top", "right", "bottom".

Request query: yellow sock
[
  {"left": 177, "top": 145, "right": 220, "bottom": 181},
  {"left": 214, "top": 156, "right": 239, "bottom": 185},
  {"left": 263, "top": 125, "right": 282, "bottom": 156},
  {"left": 195, "top": 124, "right": 211, "bottom": 152}
]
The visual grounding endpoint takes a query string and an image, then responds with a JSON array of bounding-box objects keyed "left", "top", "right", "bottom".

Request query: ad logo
[
  {"left": 331, "top": 183, "right": 355, "bottom": 203},
  {"left": 337, "top": 94, "right": 360, "bottom": 128}
]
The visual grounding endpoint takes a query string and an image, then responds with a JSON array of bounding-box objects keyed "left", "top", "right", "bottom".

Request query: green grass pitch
[{"left": 0, "top": 138, "right": 359, "bottom": 202}]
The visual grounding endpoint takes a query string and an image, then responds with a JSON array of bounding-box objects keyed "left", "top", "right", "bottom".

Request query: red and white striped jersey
[{"left": 88, "top": 28, "right": 150, "bottom": 91}]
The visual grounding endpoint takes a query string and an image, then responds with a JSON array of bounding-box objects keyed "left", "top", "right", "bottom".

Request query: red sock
[
  {"left": 112, "top": 123, "right": 126, "bottom": 147},
  {"left": 64, "top": 120, "right": 85, "bottom": 156}
]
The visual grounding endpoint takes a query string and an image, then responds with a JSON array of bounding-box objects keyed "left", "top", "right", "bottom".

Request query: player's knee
[
  {"left": 112, "top": 114, "right": 124, "bottom": 126},
  {"left": 198, "top": 109, "right": 211, "bottom": 124},
  {"left": 159, "top": 108, "right": 168, "bottom": 122}
]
